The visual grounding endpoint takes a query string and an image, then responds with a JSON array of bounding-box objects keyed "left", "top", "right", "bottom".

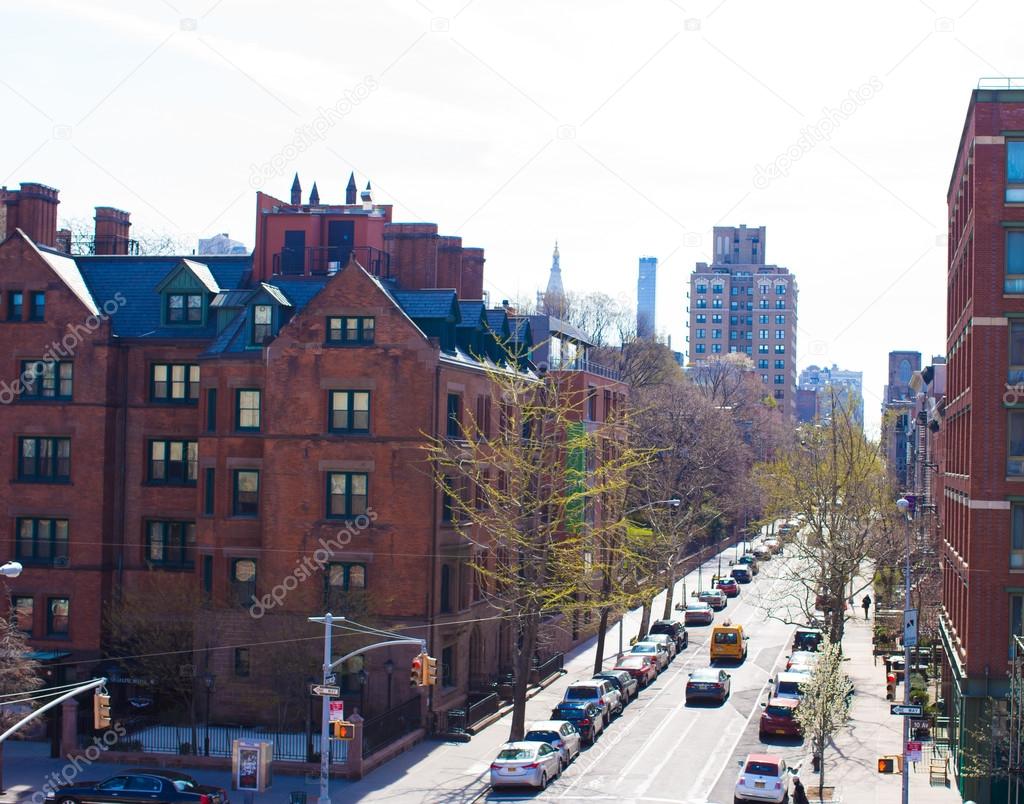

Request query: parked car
[
  {"left": 678, "top": 601, "right": 715, "bottom": 626},
  {"left": 759, "top": 697, "right": 802, "bottom": 740},
  {"left": 490, "top": 741, "right": 561, "bottom": 790},
  {"left": 562, "top": 679, "right": 623, "bottom": 718},
  {"left": 44, "top": 771, "right": 229, "bottom": 804},
  {"left": 550, "top": 701, "right": 605, "bottom": 743},
  {"left": 638, "top": 632, "right": 678, "bottom": 660},
  {"left": 786, "top": 651, "right": 820, "bottom": 673},
  {"left": 614, "top": 654, "right": 658, "bottom": 688},
  {"left": 698, "top": 588, "right": 728, "bottom": 611},
  {"left": 716, "top": 577, "right": 740, "bottom": 597},
  {"left": 630, "top": 641, "right": 670, "bottom": 671},
  {"left": 752, "top": 544, "right": 771, "bottom": 560},
  {"left": 710, "top": 622, "right": 749, "bottom": 663},
  {"left": 792, "top": 626, "right": 824, "bottom": 652},
  {"left": 763, "top": 537, "right": 782, "bottom": 554},
  {"left": 593, "top": 669, "right": 639, "bottom": 705},
  {"left": 770, "top": 671, "right": 808, "bottom": 700},
  {"left": 522, "top": 720, "right": 582, "bottom": 768},
  {"left": 737, "top": 554, "right": 760, "bottom": 574},
  {"left": 686, "top": 667, "right": 731, "bottom": 704},
  {"left": 731, "top": 566, "right": 752, "bottom": 584},
  {"left": 648, "top": 618, "right": 689, "bottom": 651},
  {"left": 734, "top": 753, "right": 795, "bottom": 803}
]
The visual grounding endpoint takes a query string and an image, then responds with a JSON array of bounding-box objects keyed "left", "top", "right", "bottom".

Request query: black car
[
  {"left": 793, "top": 626, "right": 824, "bottom": 652},
  {"left": 550, "top": 701, "right": 605, "bottom": 744},
  {"left": 731, "top": 566, "right": 752, "bottom": 584},
  {"left": 45, "top": 770, "right": 229, "bottom": 804},
  {"left": 649, "top": 619, "right": 689, "bottom": 652},
  {"left": 593, "top": 669, "right": 639, "bottom": 705}
]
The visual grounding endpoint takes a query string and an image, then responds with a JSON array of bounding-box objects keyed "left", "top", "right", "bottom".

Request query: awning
[{"left": 24, "top": 650, "right": 71, "bottom": 662}]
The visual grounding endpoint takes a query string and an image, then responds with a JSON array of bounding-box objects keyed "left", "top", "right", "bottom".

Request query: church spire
[
  {"left": 543, "top": 240, "right": 566, "bottom": 317},
  {"left": 290, "top": 173, "right": 301, "bottom": 205}
]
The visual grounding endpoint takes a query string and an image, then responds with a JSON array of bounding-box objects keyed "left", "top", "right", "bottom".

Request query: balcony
[
  {"left": 552, "top": 356, "right": 621, "bottom": 381},
  {"left": 68, "top": 235, "right": 140, "bottom": 256},
  {"left": 272, "top": 245, "right": 392, "bottom": 279}
]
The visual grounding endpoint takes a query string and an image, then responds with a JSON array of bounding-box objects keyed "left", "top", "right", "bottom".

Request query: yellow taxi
[{"left": 710, "top": 620, "right": 749, "bottom": 663}]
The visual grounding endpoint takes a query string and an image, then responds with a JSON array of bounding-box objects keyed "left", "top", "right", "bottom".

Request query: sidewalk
[{"left": 797, "top": 612, "right": 961, "bottom": 803}]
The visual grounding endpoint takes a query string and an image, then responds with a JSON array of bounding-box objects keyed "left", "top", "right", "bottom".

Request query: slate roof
[
  {"left": 390, "top": 289, "right": 460, "bottom": 321},
  {"left": 457, "top": 300, "right": 485, "bottom": 329}
]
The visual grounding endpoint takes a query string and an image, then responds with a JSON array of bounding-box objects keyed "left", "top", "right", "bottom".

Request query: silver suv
[{"left": 561, "top": 679, "right": 624, "bottom": 718}]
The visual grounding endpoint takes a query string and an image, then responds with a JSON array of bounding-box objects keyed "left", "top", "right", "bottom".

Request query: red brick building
[
  {"left": 940, "top": 83, "right": 1024, "bottom": 801},
  {"left": 0, "top": 176, "right": 626, "bottom": 731}
]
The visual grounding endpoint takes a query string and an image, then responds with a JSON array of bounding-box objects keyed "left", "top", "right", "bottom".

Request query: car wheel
[{"left": 539, "top": 772, "right": 548, "bottom": 790}]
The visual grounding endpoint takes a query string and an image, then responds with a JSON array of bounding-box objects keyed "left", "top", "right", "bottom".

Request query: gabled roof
[
  {"left": 31, "top": 238, "right": 98, "bottom": 315},
  {"left": 153, "top": 258, "right": 222, "bottom": 294},
  {"left": 456, "top": 300, "right": 485, "bottom": 329},
  {"left": 253, "top": 282, "right": 293, "bottom": 307},
  {"left": 211, "top": 289, "right": 255, "bottom": 308},
  {"left": 391, "top": 289, "right": 460, "bottom": 322}
]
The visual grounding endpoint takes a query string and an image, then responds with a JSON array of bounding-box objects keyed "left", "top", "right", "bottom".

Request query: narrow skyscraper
[{"left": 637, "top": 256, "right": 657, "bottom": 337}]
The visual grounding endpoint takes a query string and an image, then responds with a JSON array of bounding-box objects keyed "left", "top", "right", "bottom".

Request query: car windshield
[
  {"left": 632, "top": 644, "right": 656, "bottom": 653},
  {"left": 617, "top": 657, "right": 644, "bottom": 667},
  {"left": 765, "top": 705, "right": 793, "bottom": 717},
  {"left": 524, "top": 731, "right": 559, "bottom": 742},
  {"left": 497, "top": 748, "right": 535, "bottom": 760},
  {"left": 565, "top": 687, "right": 597, "bottom": 699},
  {"left": 691, "top": 670, "right": 718, "bottom": 681},
  {"left": 687, "top": 605, "right": 707, "bottom": 611},
  {"left": 777, "top": 681, "right": 802, "bottom": 695},
  {"left": 745, "top": 761, "right": 780, "bottom": 776},
  {"left": 649, "top": 624, "right": 671, "bottom": 634},
  {"left": 715, "top": 632, "right": 738, "bottom": 644}
]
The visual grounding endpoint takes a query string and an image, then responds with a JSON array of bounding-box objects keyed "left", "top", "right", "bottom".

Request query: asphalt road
[{"left": 479, "top": 551, "right": 806, "bottom": 804}]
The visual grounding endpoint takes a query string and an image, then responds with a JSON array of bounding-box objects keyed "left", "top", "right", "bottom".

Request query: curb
[{"left": 465, "top": 669, "right": 568, "bottom": 736}]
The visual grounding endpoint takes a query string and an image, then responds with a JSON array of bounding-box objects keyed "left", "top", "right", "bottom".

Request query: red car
[
  {"left": 614, "top": 654, "right": 658, "bottom": 688},
  {"left": 759, "top": 696, "right": 802, "bottom": 740},
  {"left": 715, "top": 577, "right": 740, "bottom": 598}
]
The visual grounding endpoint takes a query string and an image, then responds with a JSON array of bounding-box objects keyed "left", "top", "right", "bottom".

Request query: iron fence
[
  {"left": 533, "top": 652, "right": 564, "bottom": 681},
  {"left": 118, "top": 721, "right": 347, "bottom": 763}
]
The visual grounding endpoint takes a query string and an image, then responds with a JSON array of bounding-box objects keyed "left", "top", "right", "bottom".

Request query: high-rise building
[
  {"left": 938, "top": 82, "right": 1024, "bottom": 802},
  {"left": 687, "top": 225, "right": 798, "bottom": 418},
  {"left": 637, "top": 256, "right": 657, "bottom": 337},
  {"left": 199, "top": 232, "right": 248, "bottom": 256},
  {"left": 797, "top": 363, "right": 864, "bottom": 427},
  {"left": 880, "top": 350, "right": 921, "bottom": 489}
]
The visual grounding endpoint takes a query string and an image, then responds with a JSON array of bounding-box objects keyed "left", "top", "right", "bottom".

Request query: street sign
[
  {"left": 324, "top": 673, "right": 337, "bottom": 685},
  {"left": 903, "top": 608, "right": 919, "bottom": 648},
  {"left": 329, "top": 701, "right": 345, "bottom": 723},
  {"left": 906, "top": 740, "right": 923, "bottom": 762},
  {"left": 310, "top": 684, "right": 340, "bottom": 697},
  {"left": 890, "top": 704, "right": 924, "bottom": 717}
]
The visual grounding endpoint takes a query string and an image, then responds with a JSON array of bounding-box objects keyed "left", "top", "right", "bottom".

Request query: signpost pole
[
  {"left": 318, "top": 613, "right": 333, "bottom": 804},
  {"left": 897, "top": 499, "right": 913, "bottom": 804}
]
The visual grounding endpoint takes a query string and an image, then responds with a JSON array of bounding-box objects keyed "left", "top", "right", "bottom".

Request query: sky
[{"left": 2, "top": 0, "right": 1019, "bottom": 435}]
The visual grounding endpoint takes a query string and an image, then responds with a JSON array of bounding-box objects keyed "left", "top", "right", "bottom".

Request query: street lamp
[
  {"left": 896, "top": 496, "right": 913, "bottom": 804},
  {"left": 357, "top": 668, "right": 368, "bottom": 716},
  {"left": 201, "top": 673, "right": 215, "bottom": 757},
  {"left": 305, "top": 675, "right": 316, "bottom": 762},
  {"left": 0, "top": 561, "right": 23, "bottom": 578},
  {"left": 384, "top": 659, "right": 395, "bottom": 711}
]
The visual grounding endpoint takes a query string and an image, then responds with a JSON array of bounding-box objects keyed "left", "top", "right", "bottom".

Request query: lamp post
[
  {"left": 357, "top": 669, "right": 368, "bottom": 716},
  {"left": 305, "top": 675, "right": 316, "bottom": 762},
  {"left": 0, "top": 561, "right": 23, "bottom": 578},
  {"left": 896, "top": 496, "right": 912, "bottom": 804},
  {"left": 384, "top": 659, "right": 394, "bottom": 711},
  {"left": 618, "top": 498, "right": 682, "bottom": 658},
  {"left": 201, "top": 673, "right": 215, "bottom": 757}
]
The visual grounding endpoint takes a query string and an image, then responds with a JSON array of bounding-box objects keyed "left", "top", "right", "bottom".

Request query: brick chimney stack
[
  {"left": 94, "top": 207, "right": 132, "bottom": 255},
  {"left": 2, "top": 182, "right": 60, "bottom": 247}
]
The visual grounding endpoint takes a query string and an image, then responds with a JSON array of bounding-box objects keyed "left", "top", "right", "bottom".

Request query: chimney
[
  {"left": 383, "top": 223, "right": 438, "bottom": 291},
  {"left": 3, "top": 183, "right": 60, "bottom": 247},
  {"left": 346, "top": 172, "right": 358, "bottom": 205},
  {"left": 461, "top": 247, "right": 485, "bottom": 299},
  {"left": 290, "top": 173, "right": 302, "bottom": 205},
  {"left": 94, "top": 207, "right": 132, "bottom": 255},
  {"left": 55, "top": 228, "right": 72, "bottom": 253}
]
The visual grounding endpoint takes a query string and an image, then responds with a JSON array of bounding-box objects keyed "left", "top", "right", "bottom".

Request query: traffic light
[
  {"left": 93, "top": 691, "right": 111, "bottom": 729},
  {"left": 886, "top": 673, "right": 897, "bottom": 701},
  {"left": 425, "top": 655, "right": 438, "bottom": 686},
  {"left": 410, "top": 654, "right": 424, "bottom": 687},
  {"left": 878, "top": 756, "right": 895, "bottom": 773},
  {"left": 331, "top": 721, "right": 354, "bottom": 741}
]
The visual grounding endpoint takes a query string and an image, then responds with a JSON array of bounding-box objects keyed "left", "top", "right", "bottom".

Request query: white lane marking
[
  {"left": 632, "top": 707, "right": 712, "bottom": 801},
  {"left": 684, "top": 709, "right": 746, "bottom": 798}
]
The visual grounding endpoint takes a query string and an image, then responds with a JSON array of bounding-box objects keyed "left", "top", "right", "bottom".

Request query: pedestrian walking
[
  {"left": 792, "top": 776, "right": 810, "bottom": 804},
  {"left": 862, "top": 594, "right": 872, "bottom": 619},
  {"left": 848, "top": 595, "right": 854, "bottom": 611}
]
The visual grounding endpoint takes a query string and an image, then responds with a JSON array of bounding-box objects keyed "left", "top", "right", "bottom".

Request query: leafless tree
[{"left": 0, "top": 612, "right": 42, "bottom": 792}]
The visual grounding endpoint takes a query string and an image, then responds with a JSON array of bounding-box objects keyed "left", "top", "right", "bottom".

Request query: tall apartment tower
[
  {"left": 637, "top": 256, "right": 657, "bottom": 337},
  {"left": 687, "top": 225, "right": 798, "bottom": 418},
  {"left": 881, "top": 350, "right": 922, "bottom": 489},
  {"left": 940, "top": 83, "right": 1024, "bottom": 802}
]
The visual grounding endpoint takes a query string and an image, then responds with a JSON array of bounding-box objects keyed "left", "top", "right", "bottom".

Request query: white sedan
[{"left": 490, "top": 741, "right": 561, "bottom": 789}]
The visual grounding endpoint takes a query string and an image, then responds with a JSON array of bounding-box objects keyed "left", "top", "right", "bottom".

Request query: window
[
  {"left": 694, "top": 343, "right": 705, "bottom": 354},
  {"left": 327, "top": 472, "right": 368, "bottom": 518},
  {"left": 447, "top": 393, "right": 462, "bottom": 439},
  {"left": 233, "top": 470, "right": 260, "bottom": 516},
  {"left": 151, "top": 363, "right": 199, "bottom": 403},
  {"left": 204, "top": 468, "right": 215, "bottom": 515},
  {"left": 730, "top": 316, "right": 739, "bottom": 326},
  {"left": 236, "top": 389, "right": 261, "bottom": 431},
  {"left": 775, "top": 299, "right": 785, "bottom": 309},
  {"left": 1007, "top": 232, "right": 1024, "bottom": 293},
  {"left": 148, "top": 440, "right": 198, "bottom": 485},
  {"left": 324, "top": 562, "right": 366, "bottom": 611},
  {"left": 775, "top": 344, "right": 786, "bottom": 353},
  {"left": 206, "top": 388, "right": 217, "bottom": 432},
  {"left": 759, "top": 315, "right": 768, "bottom": 324},
  {"left": 12, "top": 596, "right": 33, "bottom": 634},
  {"left": 712, "top": 314, "right": 722, "bottom": 323},
  {"left": 776, "top": 314, "right": 785, "bottom": 324},
  {"left": 775, "top": 359, "right": 785, "bottom": 369},
  {"left": 326, "top": 316, "right": 375, "bottom": 345},
  {"left": 759, "top": 329, "right": 768, "bottom": 339},
  {"left": 775, "top": 284, "right": 786, "bottom": 294},
  {"left": 234, "top": 648, "right": 251, "bottom": 678},
  {"left": 18, "top": 437, "right": 70, "bottom": 482},
  {"left": 695, "top": 314, "right": 706, "bottom": 323},
  {"left": 695, "top": 328, "right": 706, "bottom": 338},
  {"left": 230, "top": 559, "right": 257, "bottom": 606},
  {"left": 774, "top": 389, "right": 784, "bottom": 400},
  {"left": 19, "top": 361, "right": 72, "bottom": 400},
  {"left": 441, "top": 645, "right": 454, "bottom": 687},
  {"left": 145, "top": 521, "right": 196, "bottom": 568},
  {"left": 696, "top": 284, "right": 707, "bottom": 293},
  {"left": 712, "top": 299, "right": 722, "bottom": 309},
  {"left": 758, "top": 359, "right": 768, "bottom": 369},
  {"left": 711, "top": 329, "right": 722, "bottom": 339},
  {"left": 47, "top": 597, "right": 69, "bottom": 636},
  {"left": 730, "top": 286, "right": 738, "bottom": 296},
  {"left": 1008, "top": 141, "right": 1024, "bottom": 202},
  {"left": 166, "top": 293, "right": 203, "bottom": 324},
  {"left": 440, "top": 564, "right": 452, "bottom": 612},
  {"left": 712, "top": 284, "right": 723, "bottom": 294},
  {"left": 758, "top": 343, "right": 769, "bottom": 354},
  {"left": 252, "top": 305, "right": 272, "bottom": 343},
  {"left": 729, "top": 331, "right": 737, "bottom": 340},
  {"left": 695, "top": 299, "right": 707, "bottom": 309},
  {"left": 761, "top": 374, "right": 768, "bottom": 383},
  {"left": 1010, "top": 411, "right": 1024, "bottom": 475},
  {"left": 775, "top": 329, "right": 785, "bottom": 339},
  {"left": 711, "top": 344, "right": 722, "bottom": 353},
  {"left": 202, "top": 555, "right": 214, "bottom": 598},
  {"left": 1014, "top": 595, "right": 1024, "bottom": 658},
  {"left": 775, "top": 375, "right": 785, "bottom": 385},
  {"left": 760, "top": 284, "right": 769, "bottom": 295},
  {"left": 587, "top": 387, "right": 597, "bottom": 421},
  {"left": 729, "top": 301, "right": 738, "bottom": 311},
  {"left": 759, "top": 299, "right": 768, "bottom": 309},
  {"left": 16, "top": 518, "right": 68, "bottom": 565},
  {"left": 28, "top": 292, "right": 45, "bottom": 321},
  {"left": 329, "top": 390, "right": 370, "bottom": 433},
  {"left": 1013, "top": 504, "right": 1024, "bottom": 568},
  {"left": 7, "top": 291, "right": 23, "bottom": 321}
]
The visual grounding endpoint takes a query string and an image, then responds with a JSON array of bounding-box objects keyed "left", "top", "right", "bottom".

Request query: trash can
[{"left": 289, "top": 792, "right": 307, "bottom": 804}]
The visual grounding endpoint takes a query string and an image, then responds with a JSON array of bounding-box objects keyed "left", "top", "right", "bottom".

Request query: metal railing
[
  {"left": 362, "top": 696, "right": 421, "bottom": 757},
  {"left": 272, "top": 246, "right": 392, "bottom": 279},
  {"left": 556, "top": 357, "right": 621, "bottom": 381},
  {"left": 466, "top": 692, "right": 499, "bottom": 727},
  {"left": 533, "top": 652, "right": 564, "bottom": 681}
]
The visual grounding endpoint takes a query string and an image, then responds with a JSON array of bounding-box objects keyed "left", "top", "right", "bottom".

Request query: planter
[{"left": 806, "top": 786, "right": 838, "bottom": 802}]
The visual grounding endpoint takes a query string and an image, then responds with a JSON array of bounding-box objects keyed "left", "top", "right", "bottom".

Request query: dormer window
[
  {"left": 252, "top": 305, "right": 273, "bottom": 344},
  {"left": 167, "top": 293, "right": 204, "bottom": 324}
]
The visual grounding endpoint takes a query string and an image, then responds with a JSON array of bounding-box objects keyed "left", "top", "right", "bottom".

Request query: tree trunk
[
  {"left": 636, "top": 601, "right": 652, "bottom": 643},
  {"left": 593, "top": 607, "right": 610, "bottom": 676},
  {"left": 508, "top": 613, "right": 539, "bottom": 742},
  {"left": 662, "top": 564, "right": 676, "bottom": 620},
  {"left": 817, "top": 735, "right": 826, "bottom": 802}
]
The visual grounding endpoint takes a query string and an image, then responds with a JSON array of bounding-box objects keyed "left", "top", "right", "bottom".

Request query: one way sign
[
  {"left": 891, "top": 704, "right": 924, "bottom": 717},
  {"left": 903, "top": 608, "right": 918, "bottom": 648}
]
